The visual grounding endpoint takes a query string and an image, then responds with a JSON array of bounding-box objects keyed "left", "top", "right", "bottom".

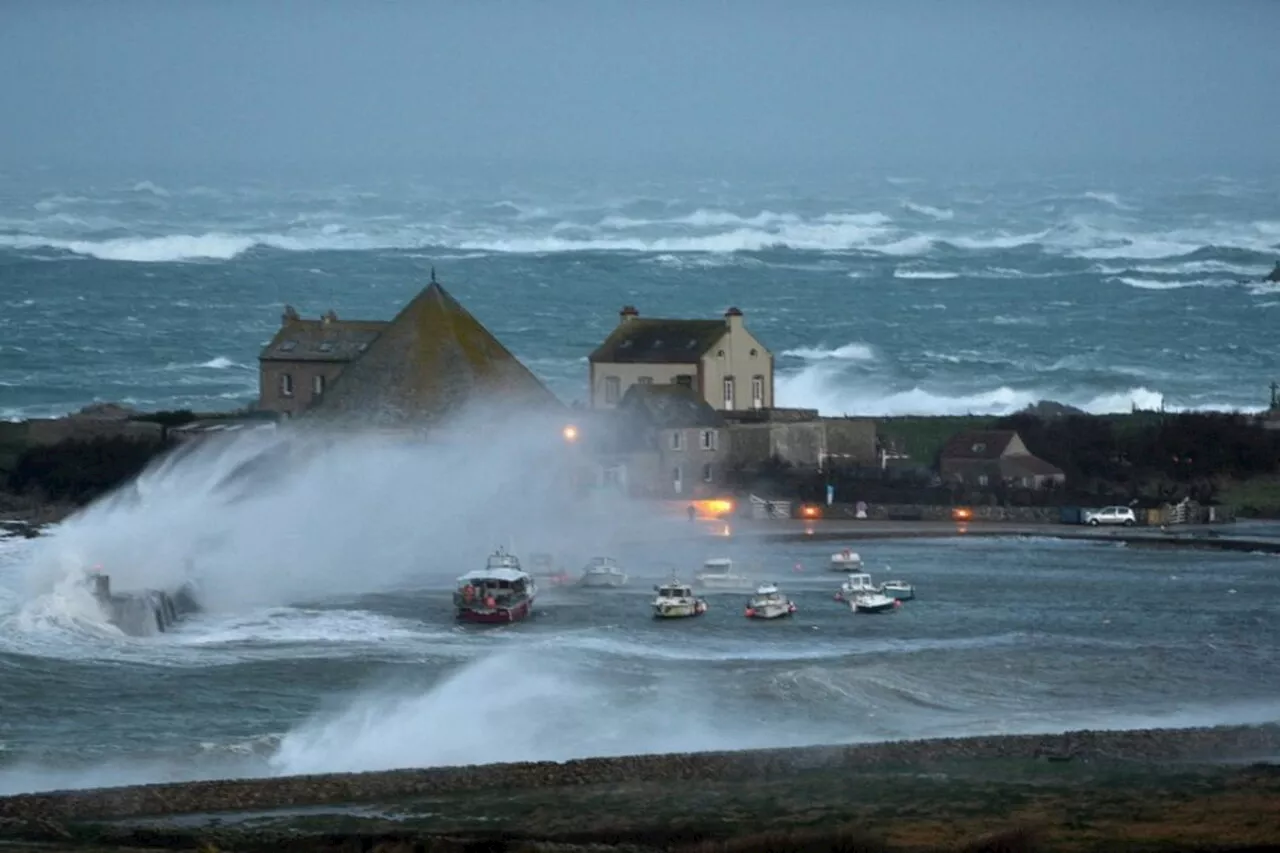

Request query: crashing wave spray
[{"left": 16, "top": 400, "right": 661, "bottom": 619}]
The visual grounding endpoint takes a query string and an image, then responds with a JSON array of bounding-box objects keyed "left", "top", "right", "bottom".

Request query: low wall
[{"left": 816, "top": 502, "right": 1062, "bottom": 523}]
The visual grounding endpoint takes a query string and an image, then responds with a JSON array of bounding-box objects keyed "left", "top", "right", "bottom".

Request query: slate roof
[
  {"left": 305, "top": 281, "right": 562, "bottom": 426},
  {"left": 618, "top": 384, "right": 725, "bottom": 429},
  {"left": 939, "top": 430, "right": 1019, "bottom": 460},
  {"left": 259, "top": 315, "right": 389, "bottom": 362},
  {"left": 998, "top": 455, "right": 1064, "bottom": 478},
  {"left": 589, "top": 319, "right": 728, "bottom": 364}
]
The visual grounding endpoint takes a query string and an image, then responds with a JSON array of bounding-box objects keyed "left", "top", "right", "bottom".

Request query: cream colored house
[{"left": 587, "top": 305, "right": 774, "bottom": 411}]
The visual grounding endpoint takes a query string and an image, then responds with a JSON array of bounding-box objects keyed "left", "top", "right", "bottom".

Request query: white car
[{"left": 1083, "top": 505, "right": 1137, "bottom": 527}]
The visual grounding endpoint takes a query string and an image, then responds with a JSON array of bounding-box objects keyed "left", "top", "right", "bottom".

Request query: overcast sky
[{"left": 2, "top": 0, "right": 1277, "bottom": 179}]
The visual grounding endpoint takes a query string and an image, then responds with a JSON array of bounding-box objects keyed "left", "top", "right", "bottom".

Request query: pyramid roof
[{"left": 306, "top": 279, "right": 563, "bottom": 426}]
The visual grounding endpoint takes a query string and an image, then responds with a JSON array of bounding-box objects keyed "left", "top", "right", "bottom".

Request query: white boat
[
  {"left": 850, "top": 591, "right": 899, "bottom": 614},
  {"left": 833, "top": 572, "right": 879, "bottom": 603},
  {"left": 878, "top": 579, "right": 915, "bottom": 601},
  {"left": 694, "top": 558, "right": 754, "bottom": 591},
  {"left": 829, "top": 548, "right": 863, "bottom": 571},
  {"left": 652, "top": 580, "right": 708, "bottom": 619},
  {"left": 745, "top": 582, "right": 796, "bottom": 620},
  {"left": 579, "top": 556, "right": 628, "bottom": 588}
]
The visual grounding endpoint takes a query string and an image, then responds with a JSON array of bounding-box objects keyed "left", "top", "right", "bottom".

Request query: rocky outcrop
[
  {"left": 1, "top": 723, "right": 1276, "bottom": 823},
  {"left": 87, "top": 573, "right": 202, "bottom": 636}
]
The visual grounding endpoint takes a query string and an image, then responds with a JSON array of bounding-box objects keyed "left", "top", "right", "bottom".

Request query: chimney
[
  {"left": 282, "top": 305, "right": 300, "bottom": 326},
  {"left": 724, "top": 306, "right": 744, "bottom": 333},
  {"left": 322, "top": 309, "right": 339, "bottom": 326},
  {"left": 619, "top": 305, "right": 639, "bottom": 325}
]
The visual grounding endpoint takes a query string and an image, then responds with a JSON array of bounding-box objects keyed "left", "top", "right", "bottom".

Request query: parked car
[{"left": 1082, "top": 505, "right": 1137, "bottom": 526}]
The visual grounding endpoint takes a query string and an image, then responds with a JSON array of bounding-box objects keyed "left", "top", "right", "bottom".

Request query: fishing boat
[
  {"left": 830, "top": 548, "right": 863, "bottom": 571},
  {"left": 454, "top": 548, "right": 538, "bottom": 624},
  {"left": 652, "top": 579, "right": 708, "bottom": 619},
  {"left": 579, "top": 556, "right": 628, "bottom": 588},
  {"left": 833, "top": 572, "right": 879, "bottom": 603},
  {"left": 744, "top": 582, "right": 796, "bottom": 620},
  {"left": 528, "top": 552, "right": 574, "bottom": 587},
  {"left": 849, "top": 591, "right": 899, "bottom": 614},
  {"left": 694, "top": 557, "right": 754, "bottom": 592},
  {"left": 878, "top": 579, "right": 916, "bottom": 601}
]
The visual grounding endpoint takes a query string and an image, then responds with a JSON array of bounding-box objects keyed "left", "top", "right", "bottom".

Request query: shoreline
[{"left": 2, "top": 722, "right": 1277, "bottom": 823}]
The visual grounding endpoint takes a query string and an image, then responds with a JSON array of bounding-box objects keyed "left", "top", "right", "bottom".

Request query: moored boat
[
  {"left": 652, "top": 579, "right": 708, "bottom": 619},
  {"left": 454, "top": 548, "right": 538, "bottom": 624},
  {"left": 830, "top": 548, "right": 863, "bottom": 571},
  {"left": 878, "top": 579, "right": 916, "bottom": 601},
  {"left": 694, "top": 557, "right": 754, "bottom": 592},
  {"left": 744, "top": 582, "right": 796, "bottom": 619},
  {"left": 579, "top": 556, "right": 628, "bottom": 588},
  {"left": 833, "top": 572, "right": 878, "bottom": 603},
  {"left": 850, "top": 591, "right": 899, "bottom": 614}
]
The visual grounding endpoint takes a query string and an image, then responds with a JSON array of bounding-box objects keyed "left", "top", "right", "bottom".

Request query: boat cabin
[
  {"left": 843, "top": 572, "right": 877, "bottom": 593},
  {"left": 656, "top": 582, "right": 695, "bottom": 599},
  {"left": 701, "top": 557, "right": 734, "bottom": 575},
  {"left": 486, "top": 548, "right": 523, "bottom": 572},
  {"left": 457, "top": 567, "right": 531, "bottom": 603},
  {"left": 755, "top": 582, "right": 780, "bottom": 596},
  {"left": 586, "top": 556, "right": 620, "bottom": 571}
]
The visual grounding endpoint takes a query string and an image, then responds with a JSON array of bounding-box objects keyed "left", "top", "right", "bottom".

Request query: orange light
[
  {"left": 952, "top": 507, "right": 972, "bottom": 521},
  {"left": 800, "top": 504, "right": 821, "bottom": 519},
  {"left": 562, "top": 424, "right": 579, "bottom": 442},
  {"left": 692, "top": 498, "right": 735, "bottom": 519}
]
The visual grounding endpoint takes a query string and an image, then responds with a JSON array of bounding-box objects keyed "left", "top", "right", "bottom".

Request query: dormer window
[{"left": 972, "top": 442, "right": 986, "bottom": 453}]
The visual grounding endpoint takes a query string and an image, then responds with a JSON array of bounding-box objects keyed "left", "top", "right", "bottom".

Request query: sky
[{"left": 2, "top": 0, "right": 1278, "bottom": 179}]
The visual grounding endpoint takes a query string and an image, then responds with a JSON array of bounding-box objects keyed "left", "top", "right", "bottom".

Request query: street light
[{"left": 562, "top": 424, "right": 579, "bottom": 443}]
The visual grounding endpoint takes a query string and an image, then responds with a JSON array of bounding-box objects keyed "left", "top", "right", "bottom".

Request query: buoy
[{"left": 745, "top": 608, "right": 756, "bottom": 618}]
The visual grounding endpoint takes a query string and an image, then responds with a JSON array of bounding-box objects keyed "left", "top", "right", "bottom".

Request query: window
[
  {"left": 637, "top": 376, "right": 653, "bottom": 385},
  {"left": 972, "top": 442, "right": 986, "bottom": 453},
  {"left": 670, "top": 431, "right": 685, "bottom": 451},
  {"left": 312, "top": 374, "right": 325, "bottom": 396},
  {"left": 750, "top": 348, "right": 758, "bottom": 357},
  {"left": 604, "top": 375, "right": 621, "bottom": 404},
  {"left": 723, "top": 377, "right": 735, "bottom": 409},
  {"left": 751, "top": 375, "right": 764, "bottom": 408},
  {"left": 700, "top": 429, "right": 718, "bottom": 451},
  {"left": 702, "top": 463, "right": 714, "bottom": 483},
  {"left": 977, "top": 474, "right": 989, "bottom": 487},
  {"left": 675, "top": 374, "right": 693, "bottom": 389},
  {"left": 672, "top": 465, "right": 683, "bottom": 494},
  {"left": 279, "top": 373, "right": 294, "bottom": 397}
]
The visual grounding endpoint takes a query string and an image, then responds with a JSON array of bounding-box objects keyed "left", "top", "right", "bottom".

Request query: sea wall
[{"left": 2, "top": 724, "right": 1277, "bottom": 823}]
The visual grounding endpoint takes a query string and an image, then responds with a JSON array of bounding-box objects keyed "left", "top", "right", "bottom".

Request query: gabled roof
[
  {"left": 589, "top": 319, "right": 728, "bottom": 364},
  {"left": 999, "top": 455, "right": 1064, "bottom": 478},
  {"left": 305, "top": 280, "right": 562, "bottom": 425},
  {"left": 260, "top": 315, "right": 388, "bottom": 362},
  {"left": 618, "top": 383, "right": 725, "bottom": 429},
  {"left": 939, "top": 430, "right": 1019, "bottom": 460}
]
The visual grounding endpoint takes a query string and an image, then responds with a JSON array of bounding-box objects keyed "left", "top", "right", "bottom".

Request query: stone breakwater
[{"left": 1, "top": 724, "right": 1277, "bottom": 824}]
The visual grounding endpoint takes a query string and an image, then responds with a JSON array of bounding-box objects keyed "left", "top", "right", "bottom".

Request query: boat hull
[
  {"left": 745, "top": 603, "right": 795, "bottom": 619},
  {"left": 880, "top": 586, "right": 915, "bottom": 601},
  {"left": 653, "top": 601, "right": 707, "bottom": 619},
  {"left": 580, "top": 574, "right": 628, "bottom": 589},
  {"left": 852, "top": 597, "right": 897, "bottom": 614},
  {"left": 456, "top": 596, "right": 534, "bottom": 624}
]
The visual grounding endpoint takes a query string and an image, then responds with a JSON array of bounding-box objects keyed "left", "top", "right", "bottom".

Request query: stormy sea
[
  {"left": 2, "top": 168, "right": 1278, "bottom": 419},
  {"left": 1, "top": 167, "right": 1279, "bottom": 795}
]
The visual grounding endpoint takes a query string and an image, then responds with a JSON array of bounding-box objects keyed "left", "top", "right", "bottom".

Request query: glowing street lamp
[{"left": 562, "top": 424, "right": 579, "bottom": 443}]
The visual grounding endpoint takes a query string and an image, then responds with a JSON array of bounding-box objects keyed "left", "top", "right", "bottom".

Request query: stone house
[
  {"left": 257, "top": 272, "right": 562, "bottom": 426},
  {"left": 590, "top": 384, "right": 731, "bottom": 499},
  {"left": 938, "top": 429, "right": 1066, "bottom": 489},
  {"left": 587, "top": 305, "right": 774, "bottom": 412},
  {"left": 722, "top": 409, "right": 879, "bottom": 472}
]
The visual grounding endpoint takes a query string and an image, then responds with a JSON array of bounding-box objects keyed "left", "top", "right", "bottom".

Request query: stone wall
[
  {"left": 822, "top": 418, "right": 877, "bottom": 466},
  {"left": 25, "top": 418, "right": 164, "bottom": 448}
]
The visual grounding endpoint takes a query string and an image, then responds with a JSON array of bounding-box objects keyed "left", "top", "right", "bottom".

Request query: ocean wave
[
  {"left": 893, "top": 268, "right": 959, "bottom": 280},
  {"left": 780, "top": 343, "right": 876, "bottom": 361},
  {"left": 1114, "top": 276, "right": 1233, "bottom": 291}
]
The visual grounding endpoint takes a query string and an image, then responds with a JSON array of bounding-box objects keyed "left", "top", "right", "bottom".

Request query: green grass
[
  {"left": 876, "top": 416, "right": 996, "bottom": 465},
  {"left": 1218, "top": 475, "right": 1280, "bottom": 516}
]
